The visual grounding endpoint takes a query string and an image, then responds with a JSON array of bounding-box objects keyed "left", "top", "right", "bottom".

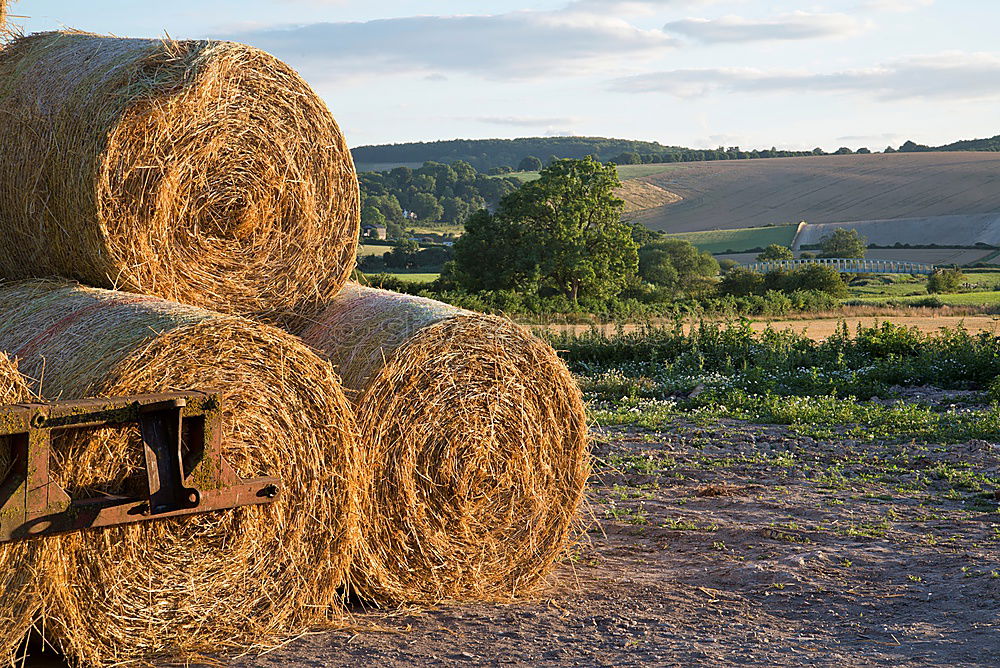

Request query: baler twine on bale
[
  {"left": 0, "top": 354, "right": 43, "bottom": 667},
  {"left": 0, "top": 31, "right": 359, "bottom": 321},
  {"left": 298, "top": 285, "right": 590, "bottom": 604},
  {"left": 0, "top": 280, "right": 363, "bottom": 667}
]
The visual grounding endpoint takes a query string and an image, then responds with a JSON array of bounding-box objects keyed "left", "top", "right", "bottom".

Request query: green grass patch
[
  {"left": 666, "top": 225, "right": 799, "bottom": 254},
  {"left": 851, "top": 291, "right": 1000, "bottom": 306},
  {"left": 357, "top": 244, "right": 392, "bottom": 257},
  {"left": 408, "top": 224, "right": 464, "bottom": 236},
  {"left": 616, "top": 164, "right": 677, "bottom": 180},
  {"left": 384, "top": 272, "right": 441, "bottom": 283}
]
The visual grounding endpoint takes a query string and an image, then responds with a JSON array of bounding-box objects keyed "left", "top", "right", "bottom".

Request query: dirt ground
[
  {"left": 223, "top": 411, "right": 1000, "bottom": 667},
  {"left": 541, "top": 315, "right": 1000, "bottom": 341}
]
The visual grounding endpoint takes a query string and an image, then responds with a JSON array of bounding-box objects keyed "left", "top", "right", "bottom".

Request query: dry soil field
[
  {"left": 230, "top": 413, "right": 999, "bottom": 667},
  {"left": 629, "top": 152, "right": 1000, "bottom": 234}
]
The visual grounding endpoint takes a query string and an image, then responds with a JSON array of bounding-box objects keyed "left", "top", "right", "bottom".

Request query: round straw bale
[
  {"left": 0, "top": 280, "right": 361, "bottom": 665},
  {"left": 298, "top": 284, "right": 589, "bottom": 604},
  {"left": 0, "top": 31, "right": 359, "bottom": 320},
  {"left": 0, "top": 353, "right": 42, "bottom": 664}
]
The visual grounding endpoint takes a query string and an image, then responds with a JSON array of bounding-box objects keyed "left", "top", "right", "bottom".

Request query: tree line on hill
[
  {"left": 488, "top": 146, "right": 820, "bottom": 175},
  {"left": 353, "top": 132, "right": 1000, "bottom": 176},
  {"left": 888, "top": 135, "right": 1000, "bottom": 153},
  {"left": 353, "top": 137, "right": 679, "bottom": 172}
]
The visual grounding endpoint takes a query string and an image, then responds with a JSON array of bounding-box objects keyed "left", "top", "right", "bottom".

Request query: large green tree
[
  {"left": 518, "top": 155, "right": 542, "bottom": 172},
  {"left": 448, "top": 210, "right": 538, "bottom": 292},
  {"left": 927, "top": 268, "right": 964, "bottom": 294},
  {"left": 819, "top": 229, "right": 867, "bottom": 258},
  {"left": 410, "top": 192, "right": 444, "bottom": 221},
  {"left": 638, "top": 239, "right": 719, "bottom": 296},
  {"left": 450, "top": 158, "right": 638, "bottom": 301},
  {"left": 756, "top": 244, "right": 794, "bottom": 261},
  {"left": 718, "top": 267, "right": 765, "bottom": 297}
]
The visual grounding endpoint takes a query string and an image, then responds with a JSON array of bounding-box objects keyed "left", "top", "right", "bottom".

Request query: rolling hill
[{"left": 628, "top": 152, "right": 1000, "bottom": 234}]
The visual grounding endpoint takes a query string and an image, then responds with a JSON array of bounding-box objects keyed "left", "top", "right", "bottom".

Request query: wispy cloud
[
  {"left": 221, "top": 11, "right": 676, "bottom": 81},
  {"left": 566, "top": 0, "right": 736, "bottom": 15},
  {"left": 859, "top": 0, "right": 934, "bottom": 12},
  {"left": 609, "top": 52, "right": 1000, "bottom": 100},
  {"left": 474, "top": 115, "right": 582, "bottom": 128},
  {"left": 663, "top": 12, "right": 866, "bottom": 43}
]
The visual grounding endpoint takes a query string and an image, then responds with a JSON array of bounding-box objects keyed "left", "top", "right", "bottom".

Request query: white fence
[{"left": 742, "top": 258, "right": 935, "bottom": 275}]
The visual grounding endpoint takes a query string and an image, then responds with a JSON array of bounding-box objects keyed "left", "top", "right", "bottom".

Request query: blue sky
[{"left": 10, "top": 1, "right": 997, "bottom": 150}]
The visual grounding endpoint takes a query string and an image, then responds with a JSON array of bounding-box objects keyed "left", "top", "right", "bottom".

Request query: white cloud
[
  {"left": 221, "top": 11, "right": 676, "bottom": 81},
  {"left": 609, "top": 52, "right": 1000, "bottom": 100},
  {"left": 835, "top": 132, "right": 905, "bottom": 142},
  {"left": 860, "top": 0, "right": 934, "bottom": 12},
  {"left": 663, "top": 12, "right": 866, "bottom": 43},
  {"left": 475, "top": 115, "right": 582, "bottom": 128},
  {"left": 566, "top": 0, "right": 737, "bottom": 15}
]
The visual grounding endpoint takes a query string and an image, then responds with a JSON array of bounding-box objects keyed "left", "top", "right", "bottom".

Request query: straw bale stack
[
  {"left": 298, "top": 284, "right": 589, "bottom": 604},
  {"left": 0, "top": 353, "right": 43, "bottom": 665},
  {"left": 0, "top": 280, "right": 362, "bottom": 666},
  {"left": 0, "top": 31, "right": 359, "bottom": 320}
]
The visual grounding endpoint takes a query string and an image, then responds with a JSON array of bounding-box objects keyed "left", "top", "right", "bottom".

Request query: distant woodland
[{"left": 353, "top": 134, "right": 1000, "bottom": 173}]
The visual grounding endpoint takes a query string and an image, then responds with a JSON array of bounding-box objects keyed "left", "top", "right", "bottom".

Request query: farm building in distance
[{"left": 362, "top": 224, "right": 388, "bottom": 240}]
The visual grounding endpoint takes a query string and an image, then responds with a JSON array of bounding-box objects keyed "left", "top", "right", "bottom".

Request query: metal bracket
[{"left": 0, "top": 391, "right": 280, "bottom": 542}]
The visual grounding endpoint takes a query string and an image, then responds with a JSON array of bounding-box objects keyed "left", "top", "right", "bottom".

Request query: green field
[
  {"left": 386, "top": 272, "right": 441, "bottom": 283},
  {"left": 358, "top": 243, "right": 392, "bottom": 257},
  {"left": 842, "top": 269, "right": 1000, "bottom": 306},
  {"left": 615, "top": 163, "right": 675, "bottom": 180},
  {"left": 960, "top": 268, "right": 1000, "bottom": 287},
  {"left": 408, "top": 224, "right": 464, "bottom": 237},
  {"left": 667, "top": 224, "right": 799, "bottom": 254},
  {"left": 843, "top": 269, "right": 1000, "bottom": 306},
  {"left": 849, "top": 290, "right": 1000, "bottom": 306}
]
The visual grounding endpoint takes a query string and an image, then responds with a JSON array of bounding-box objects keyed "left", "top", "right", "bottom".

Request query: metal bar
[{"left": 0, "top": 391, "right": 280, "bottom": 542}]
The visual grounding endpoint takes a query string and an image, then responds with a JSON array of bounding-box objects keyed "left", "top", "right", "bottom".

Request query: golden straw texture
[
  {"left": 298, "top": 284, "right": 589, "bottom": 604},
  {"left": 0, "top": 353, "right": 42, "bottom": 666},
  {"left": 0, "top": 32, "right": 359, "bottom": 319},
  {"left": 0, "top": 280, "right": 361, "bottom": 666}
]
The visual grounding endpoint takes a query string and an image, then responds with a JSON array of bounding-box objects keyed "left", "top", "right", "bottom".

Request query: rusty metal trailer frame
[{"left": 0, "top": 391, "right": 279, "bottom": 542}]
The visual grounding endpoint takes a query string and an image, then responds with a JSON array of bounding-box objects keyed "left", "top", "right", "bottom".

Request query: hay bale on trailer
[
  {"left": 0, "top": 32, "right": 359, "bottom": 321},
  {"left": 0, "top": 280, "right": 362, "bottom": 666},
  {"left": 298, "top": 284, "right": 589, "bottom": 604},
  {"left": 0, "top": 353, "right": 43, "bottom": 665}
]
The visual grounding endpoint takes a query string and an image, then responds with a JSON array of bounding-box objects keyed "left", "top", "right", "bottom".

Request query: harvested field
[
  {"left": 630, "top": 152, "right": 1000, "bottom": 234},
  {"left": 0, "top": 32, "right": 359, "bottom": 320},
  {"left": 796, "top": 214, "right": 1000, "bottom": 250},
  {"left": 0, "top": 281, "right": 361, "bottom": 666},
  {"left": 617, "top": 180, "right": 680, "bottom": 215},
  {"left": 297, "top": 285, "right": 589, "bottom": 604}
]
